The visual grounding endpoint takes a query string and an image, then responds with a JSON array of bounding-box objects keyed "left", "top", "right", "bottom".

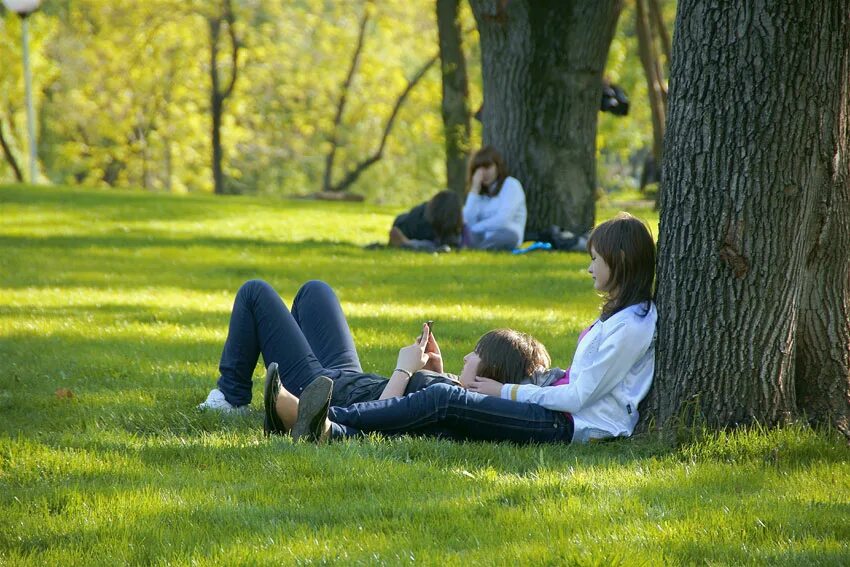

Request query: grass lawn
[{"left": 1, "top": 184, "right": 848, "bottom": 565}]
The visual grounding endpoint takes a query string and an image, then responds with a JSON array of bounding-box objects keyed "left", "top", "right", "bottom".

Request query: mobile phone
[{"left": 426, "top": 320, "right": 434, "bottom": 333}]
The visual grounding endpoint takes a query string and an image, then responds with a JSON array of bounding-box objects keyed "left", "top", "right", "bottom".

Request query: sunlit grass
[{"left": 1, "top": 184, "right": 847, "bottom": 565}]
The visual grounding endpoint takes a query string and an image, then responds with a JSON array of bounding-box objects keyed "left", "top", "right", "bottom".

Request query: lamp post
[{"left": 3, "top": 0, "right": 42, "bottom": 184}]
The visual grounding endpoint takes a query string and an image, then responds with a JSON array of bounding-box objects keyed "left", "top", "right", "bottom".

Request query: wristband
[
  {"left": 510, "top": 384, "right": 520, "bottom": 401},
  {"left": 394, "top": 368, "right": 413, "bottom": 379}
]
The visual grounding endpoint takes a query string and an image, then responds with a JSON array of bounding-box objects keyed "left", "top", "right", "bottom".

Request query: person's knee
[
  {"left": 238, "top": 279, "right": 272, "bottom": 299},
  {"left": 295, "top": 280, "right": 334, "bottom": 303}
]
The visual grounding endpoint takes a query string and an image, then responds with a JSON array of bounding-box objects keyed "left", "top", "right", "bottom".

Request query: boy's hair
[
  {"left": 467, "top": 146, "right": 509, "bottom": 197},
  {"left": 587, "top": 212, "right": 656, "bottom": 320},
  {"left": 425, "top": 190, "right": 463, "bottom": 244},
  {"left": 474, "top": 329, "right": 551, "bottom": 384}
]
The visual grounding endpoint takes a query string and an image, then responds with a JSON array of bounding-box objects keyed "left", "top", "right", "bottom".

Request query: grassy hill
[{"left": 1, "top": 184, "right": 847, "bottom": 565}]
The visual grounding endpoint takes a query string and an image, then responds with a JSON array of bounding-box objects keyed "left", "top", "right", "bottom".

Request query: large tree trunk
[
  {"left": 469, "top": 0, "right": 622, "bottom": 236},
  {"left": 645, "top": 1, "right": 850, "bottom": 432},
  {"left": 436, "top": 0, "right": 471, "bottom": 196},
  {"left": 795, "top": 4, "right": 850, "bottom": 437}
]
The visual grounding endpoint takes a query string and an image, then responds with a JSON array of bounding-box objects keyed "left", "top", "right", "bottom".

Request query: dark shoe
[
  {"left": 263, "top": 363, "right": 287, "bottom": 436},
  {"left": 291, "top": 376, "right": 333, "bottom": 443}
]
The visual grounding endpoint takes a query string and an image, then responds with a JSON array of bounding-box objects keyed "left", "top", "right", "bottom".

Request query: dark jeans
[
  {"left": 328, "top": 383, "right": 574, "bottom": 444},
  {"left": 217, "top": 279, "right": 365, "bottom": 406}
]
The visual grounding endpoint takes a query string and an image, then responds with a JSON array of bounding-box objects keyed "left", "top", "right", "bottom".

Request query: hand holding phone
[{"left": 421, "top": 320, "right": 443, "bottom": 373}]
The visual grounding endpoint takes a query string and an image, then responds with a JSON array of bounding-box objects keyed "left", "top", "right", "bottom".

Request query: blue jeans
[
  {"left": 464, "top": 227, "right": 520, "bottom": 251},
  {"left": 328, "top": 383, "right": 574, "bottom": 444},
  {"left": 217, "top": 279, "right": 362, "bottom": 406}
]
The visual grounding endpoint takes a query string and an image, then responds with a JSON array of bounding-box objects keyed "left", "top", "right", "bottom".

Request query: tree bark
[
  {"left": 469, "top": 0, "right": 623, "bottom": 236},
  {"left": 645, "top": 1, "right": 850, "bottom": 433},
  {"left": 794, "top": 2, "right": 850, "bottom": 438},
  {"left": 436, "top": 0, "right": 471, "bottom": 195},
  {"left": 208, "top": 0, "right": 239, "bottom": 195}
]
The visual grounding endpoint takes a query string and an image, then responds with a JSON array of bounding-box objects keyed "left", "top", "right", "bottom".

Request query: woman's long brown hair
[{"left": 587, "top": 213, "right": 656, "bottom": 320}]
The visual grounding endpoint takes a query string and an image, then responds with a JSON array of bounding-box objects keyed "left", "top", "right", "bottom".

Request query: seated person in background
[
  {"left": 463, "top": 146, "right": 527, "bottom": 251},
  {"left": 389, "top": 190, "right": 463, "bottom": 251}
]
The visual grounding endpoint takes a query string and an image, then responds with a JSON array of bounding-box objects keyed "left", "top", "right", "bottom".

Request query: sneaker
[
  {"left": 263, "top": 363, "right": 287, "bottom": 436},
  {"left": 197, "top": 388, "right": 246, "bottom": 413},
  {"left": 291, "top": 376, "right": 333, "bottom": 443}
]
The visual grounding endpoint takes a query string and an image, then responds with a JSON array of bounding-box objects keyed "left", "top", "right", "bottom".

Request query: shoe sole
[
  {"left": 263, "top": 363, "right": 286, "bottom": 436},
  {"left": 291, "top": 376, "right": 333, "bottom": 443}
]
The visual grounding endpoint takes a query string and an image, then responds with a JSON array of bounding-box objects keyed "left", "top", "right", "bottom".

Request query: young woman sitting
[{"left": 462, "top": 146, "right": 527, "bottom": 251}]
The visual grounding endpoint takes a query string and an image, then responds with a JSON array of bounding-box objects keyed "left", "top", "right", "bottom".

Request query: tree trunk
[
  {"left": 648, "top": 0, "right": 671, "bottom": 69},
  {"left": 645, "top": 0, "right": 850, "bottom": 432},
  {"left": 208, "top": 0, "right": 239, "bottom": 195},
  {"left": 209, "top": 16, "right": 225, "bottom": 194},
  {"left": 436, "top": 0, "right": 471, "bottom": 196},
  {"left": 794, "top": 3, "right": 850, "bottom": 437},
  {"left": 635, "top": 0, "right": 666, "bottom": 178},
  {"left": 469, "top": 0, "right": 623, "bottom": 236}
]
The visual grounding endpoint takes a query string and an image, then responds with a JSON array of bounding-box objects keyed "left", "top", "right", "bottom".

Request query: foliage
[
  {"left": 1, "top": 185, "right": 848, "bottom": 565},
  {"left": 0, "top": 1, "right": 486, "bottom": 204},
  {"left": 1, "top": 1, "right": 668, "bottom": 203}
]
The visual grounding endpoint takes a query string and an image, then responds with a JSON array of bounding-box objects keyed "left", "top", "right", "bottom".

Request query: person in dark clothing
[
  {"left": 197, "top": 279, "right": 459, "bottom": 433},
  {"left": 388, "top": 190, "right": 463, "bottom": 251}
]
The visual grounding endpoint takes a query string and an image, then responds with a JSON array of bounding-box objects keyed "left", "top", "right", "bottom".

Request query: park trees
[
  {"left": 468, "top": 0, "right": 623, "bottom": 235},
  {"left": 647, "top": 1, "right": 850, "bottom": 436}
]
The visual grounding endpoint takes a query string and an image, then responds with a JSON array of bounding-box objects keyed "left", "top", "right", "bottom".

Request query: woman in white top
[
  {"left": 270, "top": 213, "right": 657, "bottom": 445},
  {"left": 462, "top": 146, "right": 527, "bottom": 250}
]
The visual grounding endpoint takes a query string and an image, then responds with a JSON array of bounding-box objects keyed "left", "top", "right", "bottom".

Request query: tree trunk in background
[
  {"left": 436, "top": 0, "right": 471, "bottom": 196},
  {"left": 208, "top": 0, "right": 240, "bottom": 195},
  {"left": 635, "top": 0, "right": 666, "bottom": 181},
  {"left": 469, "top": 0, "right": 622, "bottom": 236},
  {"left": 644, "top": 1, "right": 850, "bottom": 434},
  {"left": 648, "top": 0, "right": 671, "bottom": 70}
]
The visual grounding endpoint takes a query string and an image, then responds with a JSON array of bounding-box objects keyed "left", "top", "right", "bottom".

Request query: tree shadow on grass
[{"left": 1, "top": 234, "right": 592, "bottom": 317}]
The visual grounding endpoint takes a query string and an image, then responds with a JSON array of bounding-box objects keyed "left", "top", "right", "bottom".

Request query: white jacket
[
  {"left": 500, "top": 302, "right": 657, "bottom": 443},
  {"left": 463, "top": 176, "right": 527, "bottom": 246}
]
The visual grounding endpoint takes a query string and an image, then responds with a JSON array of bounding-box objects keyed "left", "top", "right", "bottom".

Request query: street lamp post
[{"left": 3, "top": 0, "right": 42, "bottom": 184}]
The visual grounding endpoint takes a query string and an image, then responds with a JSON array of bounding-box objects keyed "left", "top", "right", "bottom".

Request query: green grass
[{"left": 1, "top": 184, "right": 847, "bottom": 566}]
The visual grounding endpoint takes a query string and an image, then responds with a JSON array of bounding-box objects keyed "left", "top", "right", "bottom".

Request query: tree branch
[
  {"left": 323, "top": 5, "right": 371, "bottom": 192},
  {"left": 221, "top": 0, "right": 240, "bottom": 101},
  {"left": 648, "top": 0, "right": 671, "bottom": 68},
  {"left": 328, "top": 52, "right": 440, "bottom": 193},
  {"left": 0, "top": 115, "right": 24, "bottom": 182}
]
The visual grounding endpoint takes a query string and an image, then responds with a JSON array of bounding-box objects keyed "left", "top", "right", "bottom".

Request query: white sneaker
[{"left": 197, "top": 388, "right": 245, "bottom": 413}]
